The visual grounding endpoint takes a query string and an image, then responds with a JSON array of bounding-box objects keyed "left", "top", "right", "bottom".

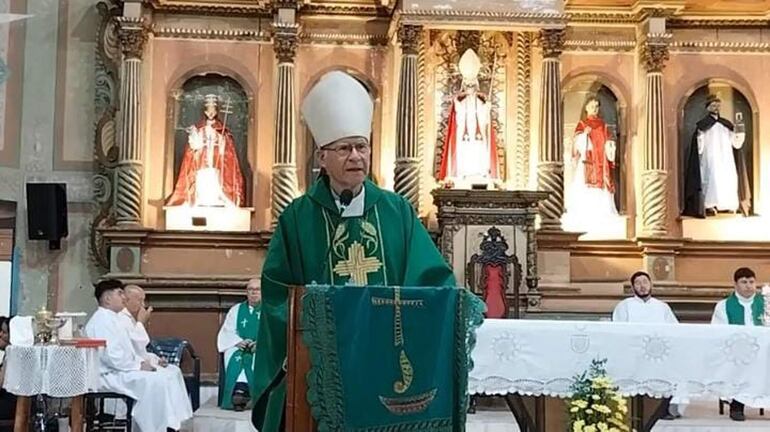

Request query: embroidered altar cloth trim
[{"left": 469, "top": 319, "right": 770, "bottom": 407}]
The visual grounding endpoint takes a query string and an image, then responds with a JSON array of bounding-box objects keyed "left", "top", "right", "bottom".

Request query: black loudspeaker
[{"left": 26, "top": 183, "right": 68, "bottom": 249}]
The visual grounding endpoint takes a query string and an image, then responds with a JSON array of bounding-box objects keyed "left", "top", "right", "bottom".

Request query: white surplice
[
  {"left": 217, "top": 302, "right": 259, "bottom": 384},
  {"left": 612, "top": 296, "right": 679, "bottom": 324},
  {"left": 86, "top": 307, "right": 193, "bottom": 432}
]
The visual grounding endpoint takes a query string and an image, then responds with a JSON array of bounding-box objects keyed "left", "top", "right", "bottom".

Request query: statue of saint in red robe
[
  {"left": 437, "top": 49, "right": 498, "bottom": 185},
  {"left": 563, "top": 96, "right": 619, "bottom": 229},
  {"left": 166, "top": 95, "right": 245, "bottom": 207}
]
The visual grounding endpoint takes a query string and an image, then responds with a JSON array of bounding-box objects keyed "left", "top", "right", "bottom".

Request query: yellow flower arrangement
[{"left": 567, "top": 359, "right": 630, "bottom": 432}]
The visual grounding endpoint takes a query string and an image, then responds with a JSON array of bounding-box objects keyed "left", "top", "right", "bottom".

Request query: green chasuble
[
  {"left": 220, "top": 301, "right": 261, "bottom": 410},
  {"left": 252, "top": 176, "right": 457, "bottom": 432},
  {"left": 725, "top": 292, "right": 764, "bottom": 325}
]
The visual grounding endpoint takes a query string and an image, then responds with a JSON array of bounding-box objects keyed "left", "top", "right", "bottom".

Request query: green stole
[
  {"left": 725, "top": 292, "right": 763, "bottom": 325},
  {"left": 221, "top": 301, "right": 261, "bottom": 409}
]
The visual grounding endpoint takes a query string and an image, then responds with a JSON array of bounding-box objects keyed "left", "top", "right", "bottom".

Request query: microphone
[{"left": 339, "top": 189, "right": 353, "bottom": 215}]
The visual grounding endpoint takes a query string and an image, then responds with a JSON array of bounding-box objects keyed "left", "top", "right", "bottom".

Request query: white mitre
[
  {"left": 301, "top": 71, "right": 373, "bottom": 148},
  {"left": 459, "top": 49, "right": 482, "bottom": 84}
]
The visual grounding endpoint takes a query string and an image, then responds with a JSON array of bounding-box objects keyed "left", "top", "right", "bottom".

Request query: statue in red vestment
[
  {"left": 563, "top": 96, "right": 618, "bottom": 228},
  {"left": 437, "top": 49, "right": 498, "bottom": 185},
  {"left": 166, "top": 94, "right": 245, "bottom": 207}
]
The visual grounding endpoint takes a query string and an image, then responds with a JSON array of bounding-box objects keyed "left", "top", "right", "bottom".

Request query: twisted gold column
[
  {"left": 115, "top": 17, "right": 147, "bottom": 226},
  {"left": 641, "top": 37, "right": 670, "bottom": 237},
  {"left": 394, "top": 24, "right": 422, "bottom": 210},
  {"left": 536, "top": 29, "right": 566, "bottom": 231},
  {"left": 271, "top": 22, "right": 300, "bottom": 224}
]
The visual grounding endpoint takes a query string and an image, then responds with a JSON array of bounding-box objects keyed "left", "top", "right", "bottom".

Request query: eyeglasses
[{"left": 323, "top": 142, "right": 371, "bottom": 158}]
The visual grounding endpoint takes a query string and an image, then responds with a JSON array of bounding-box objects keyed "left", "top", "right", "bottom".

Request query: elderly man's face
[
  {"left": 246, "top": 280, "right": 261, "bottom": 306},
  {"left": 125, "top": 287, "right": 146, "bottom": 316},
  {"left": 735, "top": 276, "right": 757, "bottom": 299},
  {"left": 318, "top": 136, "right": 371, "bottom": 193}
]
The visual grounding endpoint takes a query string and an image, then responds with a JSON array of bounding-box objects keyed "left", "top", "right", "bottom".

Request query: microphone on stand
[{"left": 339, "top": 189, "right": 354, "bottom": 215}]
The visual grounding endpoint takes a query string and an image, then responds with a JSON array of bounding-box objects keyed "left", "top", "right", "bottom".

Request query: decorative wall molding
[
  {"left": 669, "top": 40, "right": 770, "bottom": 53},
  {"left": 401, "top": 10, "right": 567, "bottom": 27},
  {"left": 668, "top": 18, "right": 770, "bottom": 29},
  {"left": 147, "top": 0, "right": 272, "bottom": 17},
  {"left": 301, "top": 3, "right": 388, "bottom": 17},
  {"left": 563, "top": 39, "right": 636, "bottom": 52},
  {"left": 299, "top": 31, "right": 389, "bottom": 46},
  {"left": 152, "top": 26, "right": 270, "bottom": 41}
]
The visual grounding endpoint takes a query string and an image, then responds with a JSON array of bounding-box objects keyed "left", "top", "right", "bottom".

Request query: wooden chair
[
  {"left": 148, "top": 337, "right": 201, "bottom": 411},
  {"left": 84, "top": 392, "right": 134, "bottom": 432}
]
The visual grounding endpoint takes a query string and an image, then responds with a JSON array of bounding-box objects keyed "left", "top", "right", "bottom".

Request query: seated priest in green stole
[
  {"left": 217, "top": 278, "right": 262, "bottom": 411},
  {"left": 251, "top": 71, "right": 457, "bottom": 432},
  {"left": 711, "top": 266, "right": 761, "bottom": 421}
]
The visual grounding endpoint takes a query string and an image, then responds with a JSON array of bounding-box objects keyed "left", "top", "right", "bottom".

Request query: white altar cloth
[{"left": 469, "top": 319, "right": 770, "bottom": 407}]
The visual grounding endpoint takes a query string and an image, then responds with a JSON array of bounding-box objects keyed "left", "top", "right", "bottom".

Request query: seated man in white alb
[
  {"left": 119, "top": 285, "right": 165, "bottom": 367},
  {"left": 217, "top": 278, "right": 261, "bottom": 411},
  {"left": 613, "top": 271, "right": 681, "bottom": 419},
  {"left": 612, "top": 271, "right": 678, "bottom": 324},
  {"left": 118, "top": 284, "right": 192, "bottom": 411},
  {"left": 85, "top": 279, "right": 193, "bottom": 432}
]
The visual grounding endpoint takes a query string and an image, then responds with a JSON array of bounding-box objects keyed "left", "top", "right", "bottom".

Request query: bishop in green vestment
[{"left": 251, "top": 71, "right": 457, "bottom": 432}]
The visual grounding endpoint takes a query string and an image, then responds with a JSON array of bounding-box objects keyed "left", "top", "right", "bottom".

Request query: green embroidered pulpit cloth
[{"left": 302, "top": 285, "right": 485, "bottom": 431}]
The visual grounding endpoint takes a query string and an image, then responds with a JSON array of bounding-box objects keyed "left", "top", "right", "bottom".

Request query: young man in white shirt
[
  {"left": 612, "top": 271, "right": 678, "bottom": 324},
  {"left": 612, "top": 271, "right": 681, "bottom": 420}
]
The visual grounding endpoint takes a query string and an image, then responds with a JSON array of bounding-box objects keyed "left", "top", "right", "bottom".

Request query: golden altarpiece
[{"left": 91, "top": 0, "right": 770, "bottom": 380}]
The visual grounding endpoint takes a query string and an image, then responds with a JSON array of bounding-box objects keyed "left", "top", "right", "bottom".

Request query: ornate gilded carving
[
  {"left": 153, "top": 26, "right": 269, "bottom": 41},
  {"left": 539, "top": 28, "right": 566, "bottom": 58},
  {"left": 397, "top": 24, "right": 422, "bottom": 55},
  {"left": 273, "top": 22, "right": 299, "bottom": 63},
  {"left": 641, "top": 35, "right": 670, "bottom": 73},
  {"left": 300, "top": 32, "right": 388, "bottom": 46},
  {"left": 669, "top": 40, "right": 770, "bottom": 53},
  {"left": 514, "top": 32, "right": 532, "bottom": 189},
  {"left": 116, "top": 17, "right": 148, "bottom": 60},
  {"left": 564, "top": 39, "right": 636, "bottom": 52},
  {"left": 90, "top": 0, "right": 122, "bottom": 269},
  {"left": 147, "top": 0, "right": 271, "bottom": 16}
]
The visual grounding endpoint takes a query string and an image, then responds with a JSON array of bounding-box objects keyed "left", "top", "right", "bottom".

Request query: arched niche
[
  {"left": 562, "top": 76, "right": 626, "bottom": 214},
  {"left": 299, "top": 67, "right": 379, "bottom": 190},
  {"left": 165, "top": 73, "right": 253, "bottom": 206},
  {"left": 679, "top": 80, "right": 756, "bottom": 217}
]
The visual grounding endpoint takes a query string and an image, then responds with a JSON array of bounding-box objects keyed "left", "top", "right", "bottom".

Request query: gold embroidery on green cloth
[
  {"left": 372, "top": 288, "right": 436, "bottom": 413},
  {"left": 333, "top": 241, "right": 383, "bottom": 285},
  {"left": 377, "top": 389, "right": 438, "bottom": 415}
]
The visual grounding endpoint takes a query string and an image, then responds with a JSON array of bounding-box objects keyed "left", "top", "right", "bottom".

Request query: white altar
[{"left": 471, "top": 319, "right": 770, "bottom": 406}]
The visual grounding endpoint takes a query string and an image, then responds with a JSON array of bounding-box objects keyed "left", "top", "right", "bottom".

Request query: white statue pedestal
[
  {"left": 164, "top": 205, "right": 253, "bottom": 232},
  {"left": 561, "top": 213, "right": 628, "bottom": 240}
]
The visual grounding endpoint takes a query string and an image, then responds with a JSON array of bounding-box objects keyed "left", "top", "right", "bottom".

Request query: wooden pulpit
[{"left": 286, "top": 286, "right": 316, "bottom": 431}]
